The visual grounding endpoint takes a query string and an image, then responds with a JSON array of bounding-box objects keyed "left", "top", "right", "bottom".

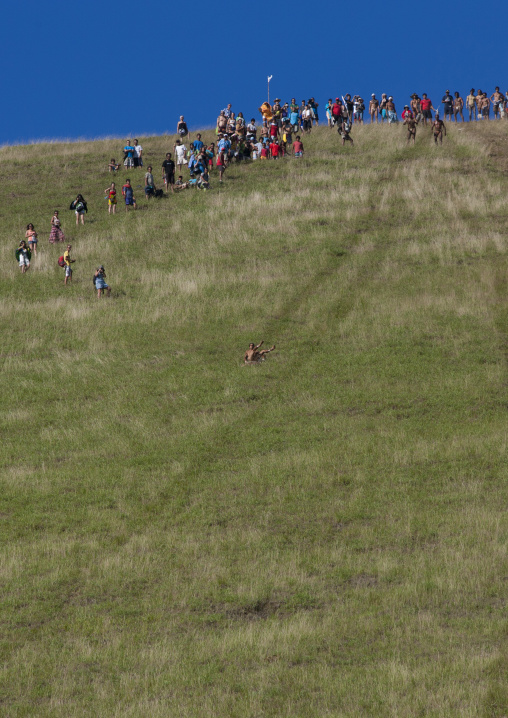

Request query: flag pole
[{"left": 267, "top": 75, "right": 273, "bottom": 105}]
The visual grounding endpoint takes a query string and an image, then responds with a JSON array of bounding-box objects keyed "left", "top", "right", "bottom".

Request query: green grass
[{"left": 1, "top": 121, "right": 507, "bottom": 717}]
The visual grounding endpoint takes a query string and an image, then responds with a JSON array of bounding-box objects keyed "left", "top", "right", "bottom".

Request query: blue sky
[{"left": 2, "top": 0, "right": 506, "bottom": 145}]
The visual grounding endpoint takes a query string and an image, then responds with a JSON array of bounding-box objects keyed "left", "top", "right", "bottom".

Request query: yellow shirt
[{"left": 63, "top": 250, "right": 71, "bottom": 266}]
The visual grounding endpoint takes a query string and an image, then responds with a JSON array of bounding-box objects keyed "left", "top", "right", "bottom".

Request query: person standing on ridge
[
  {"left": 453, "top": 92, "right": 464, "bottom": 122},
  {"left": 420, "top": 94, "right": 435, "bottom": 126},
  {"left": 442, "top": 90, "right": 454, "bottom": 122},
  {"left": 466, "top": 89, "right": 477, "bottom": 121},
  {"left": 177, "top": 116, "right": 188, "bottom": 137},
  {"left": 490, "top": 87, "right": 503, "bottom": 119},
  {"left": 369, "top": 94, "right": 379, "bottom": 123},
  {"left": 123, "top": 139, "right": 135, "bottom": 169}
]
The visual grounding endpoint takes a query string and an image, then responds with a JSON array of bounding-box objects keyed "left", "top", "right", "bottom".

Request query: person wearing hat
[
  {"left": 441, "top": 90, "right": 454, "bottom": 121},
  {"left": 379, "top": 94, "right": 388, "bottom": 122},
  {"left": 353, "top": 96, "right": 364, "bottom": 124},
  {"left": 410, "top": 94, "right": 421, "bottom": 121},
  {"left": 94, "top": 265, "right": 111, "bottom": 298},
  {"left": 272, "top": 98, "right": 282, "bottom": 128},
  {"left": 466, "top": 89, "right": 477, "bottom": 121},
  {"left": 386, "top": 96, "right": 398, "bottom": 123},
  {"left": 401, "top": 104, "right": 413, "bottom": 121},
  {"left": 369, "top": 94, "right": 379, "bottom": 123}
]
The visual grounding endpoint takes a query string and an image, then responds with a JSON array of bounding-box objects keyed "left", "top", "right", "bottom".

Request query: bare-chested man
[
  {"left": 490, "top": 87, "right": 503, "bottom": 119},
  {"left": 244, "top": 341, "right": 276, "bottom": 363},
  {"left": 432, "top": 114, "right": 447, "bottom": 144},
  {"left": 481, "top": 93, "right": 490, "bottom": 120},
  {"left": 369, "top": 94, "right": 379, "bottom": 123},
  {"left": 410, "top": 94, "right": 421, "bottom": 122},
  {"left": 466, "top": 89, "right": 477, "bottom": 121},
  {"left": 403, "top": 115, "right": 417, "bottom": 145},
  {"left": 476, "top": 90, "right": 484, "bottom": 118},
  {"left": 453, "top": 92, "right": 464, "bottom": 122},
  {"left": 217, "top": 111, "right": 227, "bottom": 133}
]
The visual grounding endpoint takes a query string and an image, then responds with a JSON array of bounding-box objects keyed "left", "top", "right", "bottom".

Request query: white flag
[{"left": 268, "top": 75, "right": 273, "bottom": 82}]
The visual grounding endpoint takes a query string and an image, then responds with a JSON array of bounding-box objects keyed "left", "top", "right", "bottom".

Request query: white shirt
[
  {"left": 134, "top": 144, "right": 143, "bottom": 158},
  {"left": 175, "top": 145, "right": 187, "bottom": 162}
]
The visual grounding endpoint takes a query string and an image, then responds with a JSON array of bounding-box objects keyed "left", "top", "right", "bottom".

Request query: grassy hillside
[{"left": 1, "top": 122, "right": 507, "bottom": 717}]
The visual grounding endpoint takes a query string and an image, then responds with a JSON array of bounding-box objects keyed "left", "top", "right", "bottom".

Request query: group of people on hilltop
[
  {"left": 323, "top": 87, "right": 507, "bottom": 126},
  {"left": 16, "top": 84, "right": 506, "bottom": 290}
]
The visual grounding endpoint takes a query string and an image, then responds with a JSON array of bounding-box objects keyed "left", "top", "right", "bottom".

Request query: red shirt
[
  {"left": 332, "top": 103, "right": 341, "bottom": 116},
  {"left": 293, "top": 140, "right": 303, "bottom": 153},
  {"left": 421, "top": 98, "right": 432, "bottom": 111},
  {"left": 270, "top": 143, "right": 280, "bottom": 156}
]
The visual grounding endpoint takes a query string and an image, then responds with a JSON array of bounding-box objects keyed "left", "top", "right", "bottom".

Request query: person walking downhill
[
  {"left": 16, "top": 240, "right": 31, "bottom": 273},
  {"left": 49, "top": 210, "right": 65, "bottom": 243},
  {"left": 70, "top": 194, "right": 87, "bottom": 226}
]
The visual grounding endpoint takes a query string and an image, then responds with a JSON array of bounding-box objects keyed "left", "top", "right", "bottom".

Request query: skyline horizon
[{"left": 2, "top": 0, "right": 506, "bottom": 147}]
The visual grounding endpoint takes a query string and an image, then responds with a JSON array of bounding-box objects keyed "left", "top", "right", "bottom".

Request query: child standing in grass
[
  {"left": 25, "top": 224, "right": 38, "bottom": 256},
  {"left": 105, "top": 182, "right": 117, "bottom": 214},
  {"left": 49, "top": 210, "right": 65, "bottom": 243},
  {"left": 63, "top": 244, "right": 75, "bottom": 285},
  {"left": 122, "top": 180, "right": 136, "bottom": 210},
  {"left": 216, "top": 150, "right": 226, "bottom": 182}
]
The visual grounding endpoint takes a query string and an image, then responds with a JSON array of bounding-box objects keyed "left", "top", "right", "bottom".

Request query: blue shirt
[
  {"left": 124, "top": 145, "right": 134, "bottom": 158},
  {"left": 193, "top": 140, "right": 204, "bottom": 152}
]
